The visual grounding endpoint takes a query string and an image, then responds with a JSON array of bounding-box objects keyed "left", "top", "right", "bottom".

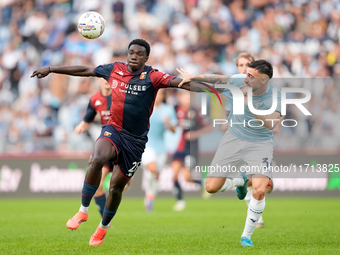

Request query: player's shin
[
  {"left": 94, "top": 194, "right": 106, "bottom": 217},
  {"left": 80, "top": 181, "right": 99, "bottom": 213},
  {"left": 173, "top": 181, "right": 183, "bottom": 200},
  {"left": 241, "top": 196, "right": 265, "bottom": 239},
  {"left": 144, "top": 170, "right": 158, "bottom": 211},
  {"left": 145, "top": 170, "right": 158, "bottom": 198},
  {"left": 100, "top": 206, "right": 117, "bottom": 229}
]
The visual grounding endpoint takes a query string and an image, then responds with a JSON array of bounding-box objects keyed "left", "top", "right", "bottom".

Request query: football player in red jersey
[
  {"left": 172, "top": 90, "right": 212, "bottom": 211},
  {"left": 75, "top": 78, "right": 129, "bottom": 219},
  {"left": 31, "top": 39, "right": 201, "bottom": 246}
]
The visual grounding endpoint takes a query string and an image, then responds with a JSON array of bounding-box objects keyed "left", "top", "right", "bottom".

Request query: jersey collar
[{"left": 126, "top": 64, "right": 147, "bottom": 74}]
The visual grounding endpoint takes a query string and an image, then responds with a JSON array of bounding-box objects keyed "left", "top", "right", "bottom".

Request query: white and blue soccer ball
[{"left": 77, "top": 11, "right": 105, "bottom": 39}]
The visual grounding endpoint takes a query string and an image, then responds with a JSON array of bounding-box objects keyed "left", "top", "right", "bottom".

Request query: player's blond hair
[{"left": 234, "top": 52, "right": 255, "bottom": 66}]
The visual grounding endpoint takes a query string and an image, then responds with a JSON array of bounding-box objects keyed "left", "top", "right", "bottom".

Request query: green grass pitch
[{"left": 0, "top": 197, "right": 339, "bottom": 254}]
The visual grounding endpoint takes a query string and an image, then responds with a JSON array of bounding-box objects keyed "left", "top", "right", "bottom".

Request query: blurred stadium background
[
  {"left": 0, "top": 0, "right": 339, "bottom": 196},
  {"left": 1, "top": 0, "right": 340, "bottom": 153},
  {"left": 0, "top": 0, "right": 340, "bottom": 254}
]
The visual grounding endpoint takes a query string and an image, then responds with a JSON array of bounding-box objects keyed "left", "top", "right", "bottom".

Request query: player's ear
[{"left": 145, "top": 55, "right": 149, "bottom": 62}]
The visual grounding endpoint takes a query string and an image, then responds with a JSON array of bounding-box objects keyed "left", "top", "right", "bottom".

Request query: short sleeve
[
  {"left": 83, "top": 99, "right": 97, "bottom": 122},
  {"left": 226, "top": 74, "right": 247, "bottom": 88},
  {"left": 222, "top": 73, "right": 247, "bottom": 97},
  {"left": 150, "top": 69, "right": 176, "bottom": 89},
  {"left": 94, "top": 63, "right": 116, "bottom": 81}
]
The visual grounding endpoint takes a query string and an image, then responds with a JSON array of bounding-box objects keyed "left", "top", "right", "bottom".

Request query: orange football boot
[
  {"left": 66, "top": 211, "right": 88, "bottom": 230},
  {"left": 89, "top": 225, "right": 108, "bottom": 246}
]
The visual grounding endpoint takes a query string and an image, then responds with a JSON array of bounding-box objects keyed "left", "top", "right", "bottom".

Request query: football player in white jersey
[
  {"left": 177, "top": 60, "right": 283, "bottom": 247},
  {"left": 233, "top": 53, "right": 278, "bottom": 229}
]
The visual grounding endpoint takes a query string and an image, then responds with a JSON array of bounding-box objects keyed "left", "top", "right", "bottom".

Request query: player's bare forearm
[
  {"left": 170, "top": 78, "right": 201, "bottom": 92},
  {"left": 31, "top": 65, "right": 95, "bottom": 79},
  {"left": 180, "top": 81, "right": 212, "bottom": 92},
  {"left": 75, "top": 121, "right": 90, "bottom": 135},
  {"left": 176, "top": 68, "right": 231, "bottom": 91},
  {"left": 191, "top": 74, "right": 231, "bottom": 85},
  {"left": 172, "top": 79, "right": 222, "bottom": 93},
  {"left": 50, "top": 66, "right": 95, "bottom": 76}
]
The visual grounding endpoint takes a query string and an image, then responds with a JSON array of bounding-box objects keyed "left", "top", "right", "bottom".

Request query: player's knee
[
  {"left": 252, "top": 187, "right": 266, "bottom": 200},
  {"left": 109, "top": 183, "right": 124, "bottom": 196},
  {"left": 147, "top": 162, "right": 157, "bottom": 173},
  {"left": 205, "top": 182, "right": 218, "bottom": 193},
  {"left": 90, "top": 156, "right": 107, "bottom": 170},
  {"left": 91, "top": 150, "right": 113, "bottom": 169}
]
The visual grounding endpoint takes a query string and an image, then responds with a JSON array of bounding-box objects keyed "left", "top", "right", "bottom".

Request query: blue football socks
[
  {"left": 174, "top": 181, "right": 183, "bottom": 200},
  {"left": 81, "top": 181, "right": 98, "bottom": 207},
  {"left": 101, "top": 206, "right": 117, "bottom": 226},
  {"left": 94, "top": 194, "right": 106, "bottom": 217}
]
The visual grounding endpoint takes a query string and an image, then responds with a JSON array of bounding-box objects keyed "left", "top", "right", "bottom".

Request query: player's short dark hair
[
  {"left": 128, "top": 39, "right": 150, "bottom": 56},
  {"left": 247, "top": 59, "right": 273, "bottom": 79}
]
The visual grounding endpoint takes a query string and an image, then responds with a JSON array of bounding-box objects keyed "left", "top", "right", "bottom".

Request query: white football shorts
[
  {"left": 142, "top": 147, "right": 167, "bottom": 173},
  {"left": 208, "top": 131, "right": 274, "bottom": 178}
]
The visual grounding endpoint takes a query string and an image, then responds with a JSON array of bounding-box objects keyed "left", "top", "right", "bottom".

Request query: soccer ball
[{"left": 77, "top": 11, "right": 105, "bottom": 39}]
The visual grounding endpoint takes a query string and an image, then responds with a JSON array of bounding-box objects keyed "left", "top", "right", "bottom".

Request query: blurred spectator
[
  {"left": 112, "top": 0, "right": 125, "bottom": 26},
  {"left": 0, "top": 0, "right": 339, "bottom": 153}
]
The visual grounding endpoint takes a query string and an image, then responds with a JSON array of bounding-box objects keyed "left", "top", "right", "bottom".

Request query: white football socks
[
  {"left": 219, "top": 178, "right": 245, "bottom": 192},
  {"left": 244, "top": 186, "right": 253, "bottom": 206},
  {"left": 144, "top": 170, "right": 158, "bottom": 198},
  {"left": 241, "top": 196, "right": 265, "bottom": 239},
  {"left": 99, "top": 222, "right": 110, "bottom": 229},
  {"left": 79, "top": 204, "right": 89, "bottom": 214},
  {"left": 258, "top": 215, "right": 264, "bottom": 224},
  {"left": 244, "top": 187, "right": 264, "bottom": 224},
  {"left": 234, "top": 177, "right": 245, "bottom": 187}
]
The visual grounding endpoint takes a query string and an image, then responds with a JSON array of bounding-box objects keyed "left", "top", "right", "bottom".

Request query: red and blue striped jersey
[
  {"left": 94, "top": 62, "right": 175, "bottom": 140},
  {"left": 83, "top": 91, "right": 112, "bottom": 125},
  {"left": 176, "top": 106, "right": 204, "bottom": 152}
]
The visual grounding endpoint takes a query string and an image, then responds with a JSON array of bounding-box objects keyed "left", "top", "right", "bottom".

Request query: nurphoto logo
[{"left": 200, "top": 84, "right": 312, "bottom": 128}]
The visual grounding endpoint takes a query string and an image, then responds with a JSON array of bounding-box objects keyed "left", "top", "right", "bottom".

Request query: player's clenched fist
[{"left": 30, "top": 67, "right": 50, "bottom": 79}]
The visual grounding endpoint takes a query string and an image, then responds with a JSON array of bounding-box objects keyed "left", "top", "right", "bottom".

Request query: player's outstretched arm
[
  {"left": 75, "top": 121, "right": 90, "bottom": 135},
  {"left": 30, "top": 66, "right": 95, "bottom": 79},
  {"left": 176, "top": 68, "right": 232, "bottom": 87},
  {"left": 169, "top": 77, "right": 220, "bottom": 92}
]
